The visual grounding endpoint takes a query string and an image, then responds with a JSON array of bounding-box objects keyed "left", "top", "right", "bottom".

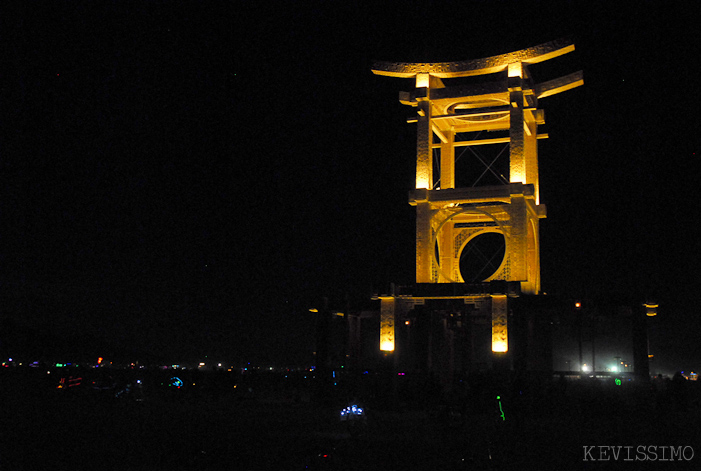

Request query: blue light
[
  {"left": 340, "top": 404, "right": 365, "bottom": 420},
  {"left": 169, "top": 377, "right": 184, "bottom": 388}
]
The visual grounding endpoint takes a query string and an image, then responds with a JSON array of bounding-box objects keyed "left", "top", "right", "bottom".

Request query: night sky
[{"left": 2, "top": 1, "right": 699, "bottom": 369}]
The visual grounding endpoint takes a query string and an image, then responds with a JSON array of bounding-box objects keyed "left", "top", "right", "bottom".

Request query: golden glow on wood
[
  {"left": 416, "top": 73, "right": 430, "bottom": 88},
  {"left": 508, "top": 62, "right": 523, "bottom": 78},
  {"left": 371, "top": 38, "right": 575, "bottom": 78},
  {"left": 510, "top": 169, "right": 526, "bottom": 184},
  {"left": 373, "top": 39, "right": 580, "bottom": 299},
  {"left": 491, "top": 295, "right": 508, "bottom": 352},
  {"left": 428, "top": 134, "right": 549, "bottom": 149},
  {"left": 380, "top": 297, "right": 395, "bottom": 352},
  {"left": 536, "top": 71, "right": 584, "bottom": 99}
]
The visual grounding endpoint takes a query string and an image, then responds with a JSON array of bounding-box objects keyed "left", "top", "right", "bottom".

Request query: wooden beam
[
  {"left": 372, "top": 38, "right": 575, "bottom": 78},
  {"left": 536, "top": 71, "right": 584, "bottom": 99},
  {"left": 408, "top": 106, "right": 510, "bottom": 124},
  {"left": 431, "top": 134, "right": 549, "bottom": 149}
]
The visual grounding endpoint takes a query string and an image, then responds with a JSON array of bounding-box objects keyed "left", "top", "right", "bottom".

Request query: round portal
[{"left": 459, "top": 232, "right": 506, "bottom": 282}]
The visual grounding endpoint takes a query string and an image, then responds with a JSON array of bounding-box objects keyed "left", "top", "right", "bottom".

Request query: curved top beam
[{"left": 372, "top": 38, "right": 574, "bottom": 78}]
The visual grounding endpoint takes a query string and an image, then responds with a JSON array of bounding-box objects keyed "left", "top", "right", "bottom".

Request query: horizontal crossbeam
[
  {"left": 430, "top": 134, "right": 549, "bottom": 149},
  {"left": 536, "top": 71, "right": 584, "bottom": 98},
  {"left": 407, "top": 105, "right": 512, "bottom": 123},
  {"left": 372, "top": 38, "right": 575, "bottom": 78}
]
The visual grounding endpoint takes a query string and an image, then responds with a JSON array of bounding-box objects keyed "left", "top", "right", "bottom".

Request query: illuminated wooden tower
[{"left": 372, "top": 39, "right": 582, "bottom": 368}]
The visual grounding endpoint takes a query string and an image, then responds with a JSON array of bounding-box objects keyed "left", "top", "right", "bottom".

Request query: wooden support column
[
  {"left": 525, "top": 109, "right": 540, "bottom": 203},
  {"left": 380, "top": 297, "right": 396, "bottom": 352},
  {"left": 415, "top": 202, "right": 433, "bottom": 283},
  {"left": 492, "top": 294, "right": 508, "bottom": 353},
  {"left": 440, "top": 130, "right": 455, "bottom": 189},
  {"left": 508, "top": 195, "right": 528, "bottom": 282},
  {"left": 509, "top": 62, "right": 526, "bottom": 185},
  {"left": 438, "top": 218, "right": 455, "bottom": 283},
  {"left": 415, "top": 74, "right": 432, "bottom": 190}
]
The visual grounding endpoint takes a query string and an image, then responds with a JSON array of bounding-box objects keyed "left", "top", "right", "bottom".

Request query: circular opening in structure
[{"left": 459, "top": 232, "right": 506, "bottom": 282}]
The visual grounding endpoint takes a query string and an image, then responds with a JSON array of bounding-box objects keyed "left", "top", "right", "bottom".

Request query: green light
[
  {"left": 497, "top": 395, "right": 506, "bottom": 421},
  {"left": 615, "top": 378, "right": 621, "bottom": 386}
]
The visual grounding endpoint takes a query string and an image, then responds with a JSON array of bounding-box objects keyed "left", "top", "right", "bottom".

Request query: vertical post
[
  {"left": 415, "top": 73, "right": 432, "bottom": 190},
  {"left": 438, "top": 128, "right": 455, "bottom": 283},
  {"left": 632, "top": 303, "right": 650, "bottom": 382},
  {"left": 525, "top": 108, "right": 540, "bottom": 201},
  {"left": 525, "top": 218, "right": 541, "bottom": 295},
  {"left": 509, "top": 195, "right": 528, "bottom": 282},
  {"left": 438, "top": 219, "right": 454, "bottom": 283},
  {"left": 491, "top": 295, "right": 508, "bottom": 353},
  {"left": 592, "top": 316, "right": 596, "bottom": 374},
  {"left": 415, "top": 73, "right": 434, "bottom": 284},
  {"left": 576, "top": 301, "right": 583, "bottom": 372},
  {"left": 415, "top": 203, "right": 433, "bottom": 283},
  {"left": 508, "top": 62, "right": 525, "bottom": 184},
  {"left": 380, "top": 297, "right": 396, "bottom": 352},
  {"left": 440, "top": 130, "right": 455, "bottom": 189}
]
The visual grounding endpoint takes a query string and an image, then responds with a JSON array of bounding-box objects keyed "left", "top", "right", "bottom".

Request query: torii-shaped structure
[{"left": 372, "top": 39, "right": 582, "bottom": 355}]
